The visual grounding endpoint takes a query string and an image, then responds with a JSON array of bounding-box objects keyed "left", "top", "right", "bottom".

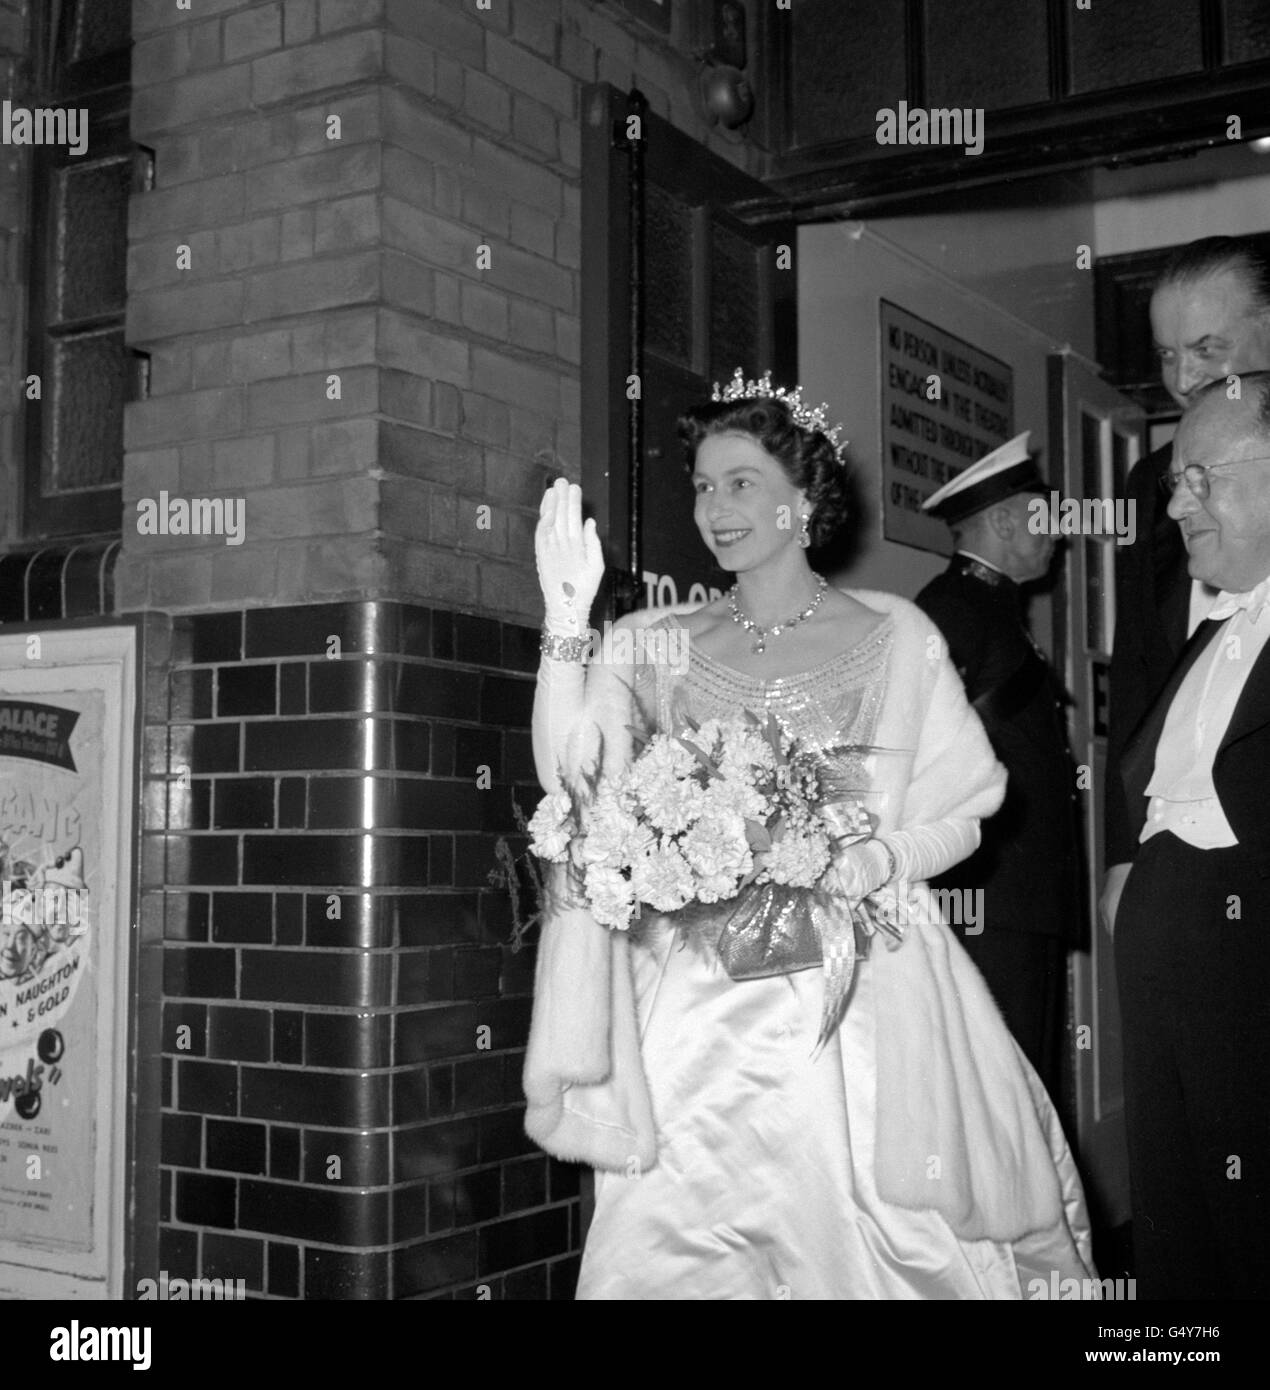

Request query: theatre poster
[
  {"left": 880, "top": 300, "right": 1015, "bottom": 555},
  {"left": 0, "top": 624, "right": 137, "bottom": 1300}
]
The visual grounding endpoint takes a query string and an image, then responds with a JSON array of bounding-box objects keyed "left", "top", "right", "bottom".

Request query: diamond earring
[{"left": 798, "top": 514, "right": 811, "bottom": 549}]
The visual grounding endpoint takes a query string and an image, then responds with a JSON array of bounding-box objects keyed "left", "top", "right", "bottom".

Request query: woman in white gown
[{"left": 524, "top": 375, "right": 1095, "bottom": 1300}]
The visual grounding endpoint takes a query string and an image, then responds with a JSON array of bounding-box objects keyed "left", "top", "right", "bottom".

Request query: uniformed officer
[{"left": 915, "top": 433, "right": 1085, "bottom": 1101}]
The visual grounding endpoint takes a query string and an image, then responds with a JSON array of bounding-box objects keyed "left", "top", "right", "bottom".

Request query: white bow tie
[{"left": 1208, "top": 579, "right": 1270, "bottom": 623}]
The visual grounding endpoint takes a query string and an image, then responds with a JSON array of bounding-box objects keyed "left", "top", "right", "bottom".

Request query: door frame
[{"left": 1047, "top": 348, "right": 1144, "bottom": 1234}]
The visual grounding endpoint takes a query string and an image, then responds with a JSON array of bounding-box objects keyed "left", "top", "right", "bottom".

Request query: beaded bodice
[{"left": 632, "top": 613, "right": 894, "bottom": 758}]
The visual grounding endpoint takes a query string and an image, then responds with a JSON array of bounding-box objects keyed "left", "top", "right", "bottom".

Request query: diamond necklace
[{"left": 727, "top": 573, "right": 829, "bottom": 654}]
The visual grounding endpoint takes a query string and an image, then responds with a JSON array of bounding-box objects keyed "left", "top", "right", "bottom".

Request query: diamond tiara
[{"left": 711, "top": 367, "right": 849, "bottom": 463}]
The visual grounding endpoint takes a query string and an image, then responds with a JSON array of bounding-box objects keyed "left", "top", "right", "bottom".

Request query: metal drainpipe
[{"left": 623, "top": 88, "right": 648, "bottom": 617}]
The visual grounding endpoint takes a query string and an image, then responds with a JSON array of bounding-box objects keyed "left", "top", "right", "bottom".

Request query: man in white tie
[
  {"left": 1115, "top": 371, "right": 1270, "bottom": 1299},
  {"left": 1103, "top": 237, "right": 1270, "bottom": 937}
]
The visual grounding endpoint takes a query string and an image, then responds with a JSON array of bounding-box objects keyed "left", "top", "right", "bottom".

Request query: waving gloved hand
[{"left": 536, "top": 478, "right": 605, "bottom": 635}]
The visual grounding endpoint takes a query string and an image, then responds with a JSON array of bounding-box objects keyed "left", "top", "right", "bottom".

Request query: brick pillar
[
  {"left": 141, "top": 598, "right": 570, "bottom": 1299},
  {"left": 122, "top": 0, "right": 581, "bottom": 1300}
]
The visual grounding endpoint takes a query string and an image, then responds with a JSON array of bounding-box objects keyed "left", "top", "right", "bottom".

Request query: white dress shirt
[
  {"left": 1187, "top": 578, "right": 1219, "bottom": 637},
  {"left": 1142, "top": 576, "right": 1270, "bottom": 848}
]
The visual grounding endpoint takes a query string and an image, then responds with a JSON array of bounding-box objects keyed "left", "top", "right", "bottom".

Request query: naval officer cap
[{"left": 921, "top": 431, "right": 1046, "bottom": 525}]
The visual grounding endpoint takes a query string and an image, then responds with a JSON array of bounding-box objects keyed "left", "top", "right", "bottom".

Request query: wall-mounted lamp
[
  {"left": 699, "top": 62, "right": 754, "bottom": 129},
  {"left": 693, "top": 0, "right": 754, "bottom": 130}
]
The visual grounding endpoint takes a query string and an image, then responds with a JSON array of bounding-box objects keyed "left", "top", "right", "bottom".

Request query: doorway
[{"left": 580, "top": 83, "right": 797, "bottom": 620}]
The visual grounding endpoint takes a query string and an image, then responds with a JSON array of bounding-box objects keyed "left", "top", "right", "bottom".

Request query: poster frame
[{"left": 0, "top": 618, "right": 140, "bottom": 1300}]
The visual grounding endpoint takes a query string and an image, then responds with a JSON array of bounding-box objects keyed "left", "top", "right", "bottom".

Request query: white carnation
[
  {"left": 719, "top": 724, "right": 778, "bottom": 780},
  {"left": 630, "top": 842, "right": 696, "bottom": 913},
  {"left": 680, "top": 810, "right": 752, "bottom": 894},
  {"left": 586, "top": 864, "right": 636, "bottom": 930},
  {"left": 706, "top": 769, "right": 769, "bottom": 821},
  {"left": 632, "top": 751, "right": 707, "bottom": 834},
  {"left": 762, "top": 826, "right": 832, "bottom": 888},
  {"left": 581, "top": 789, "right": 651, "bottom": 867},
  {"left": 527, "top": 791, "right": 575, "bottom": 862},
  {"left": 694, "top": 871, "right": 742, "bottom": 905}
]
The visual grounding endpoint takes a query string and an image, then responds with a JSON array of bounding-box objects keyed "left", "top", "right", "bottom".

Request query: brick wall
[
  {"left": 115, "top": 0, "right": 766, "bottom": 1300},
  {"left": 121, "top": 0, "right": 762, "bottom": 622},
  {"left": 0, "top": 0, "right": 29, "bottom": 547},
  {"left": 378, "top": 0, "right": 764, "bottom": 623},
  {"left": 122, "top": 0, "right": 388, "bottom": 611}
]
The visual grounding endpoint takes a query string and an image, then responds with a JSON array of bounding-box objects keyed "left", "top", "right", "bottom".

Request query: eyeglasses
[{"left": 1159, "top": 455, "right": 1270, "bottom": 498}]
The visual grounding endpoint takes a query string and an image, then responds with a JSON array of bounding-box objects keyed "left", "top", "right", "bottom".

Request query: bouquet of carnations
[
  {"left": 522, "top": 710, "right": 914, "bottom": 1045},
  {"left": 527, "top": 711, "right": 904, "bottom": 1043},
  {"left": 528, "top": 710, "right": 846, "bottom": 921}
]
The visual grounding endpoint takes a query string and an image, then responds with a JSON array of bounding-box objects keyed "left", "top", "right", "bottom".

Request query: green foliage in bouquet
[{"left": 488, "top": 734, "right": 608, "bottom": 952}]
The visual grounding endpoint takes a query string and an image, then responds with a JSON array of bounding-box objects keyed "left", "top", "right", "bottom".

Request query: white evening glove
[
  {"left": 536, "top": 477, "right": 603, "bottom": 637},
  {"left": 532, "top": 479, "right": 606, "bottom": 791},
  {"left": 829, "top": 818, "right": 980, "bottom": 899}
]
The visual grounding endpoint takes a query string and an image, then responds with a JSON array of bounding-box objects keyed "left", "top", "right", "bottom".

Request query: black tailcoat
[
  {"left": 1105, "top": 441, "right": 1191, "bottom": 865},
  {"left": 1115, "top": 614, "right": 1270, "bottom": 1299}
]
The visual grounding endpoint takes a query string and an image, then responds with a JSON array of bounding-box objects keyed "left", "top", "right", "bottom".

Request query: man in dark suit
[
  {"left": 1102, "top": 237, "right": 1270, "bottom": 929},
  {"left": 916, "top": 433, "right": 1083, "bottom": 1101},
  {"left": 1115, "top": 373, "right": 1270, "bottom": 1299}
]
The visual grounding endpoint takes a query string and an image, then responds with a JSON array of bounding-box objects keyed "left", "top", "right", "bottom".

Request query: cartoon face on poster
[{"left": 0, "top": 692, "right": 100, "bottom": 1250}]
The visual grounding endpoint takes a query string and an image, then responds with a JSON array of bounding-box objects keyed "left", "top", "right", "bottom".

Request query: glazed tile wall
[{"left": 141, "top": 598, "right": 580, "bottom": 1299}]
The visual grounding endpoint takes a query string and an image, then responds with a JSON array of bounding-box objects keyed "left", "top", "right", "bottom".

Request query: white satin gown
[{"left": 574, "top": 614, "right": 1094, "bottom": 1300}]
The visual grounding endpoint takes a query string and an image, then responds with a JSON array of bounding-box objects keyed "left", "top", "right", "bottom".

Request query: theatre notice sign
[
  {"left": 0, "top": 625, "right": 136, "bottom": 1299},
  {"left": 880, "top": 300, "right": 1015, "bottom": 554}
]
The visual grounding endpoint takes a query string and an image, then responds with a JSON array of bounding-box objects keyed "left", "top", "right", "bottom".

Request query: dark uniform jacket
[
  {"left": 1104, "top": 441, "right": 1191, "bottom": 865},
  {"left": 916, "top": 552, "right": 1085, "bottom": 944}
]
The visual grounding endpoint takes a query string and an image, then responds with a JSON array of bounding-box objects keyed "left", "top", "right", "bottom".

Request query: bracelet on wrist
[
  {"left": 872, "top": 835, "right": 898, "bottom": 887},
  {"left": 540, "top": 628, "right": 590, "bottom": 663}
]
